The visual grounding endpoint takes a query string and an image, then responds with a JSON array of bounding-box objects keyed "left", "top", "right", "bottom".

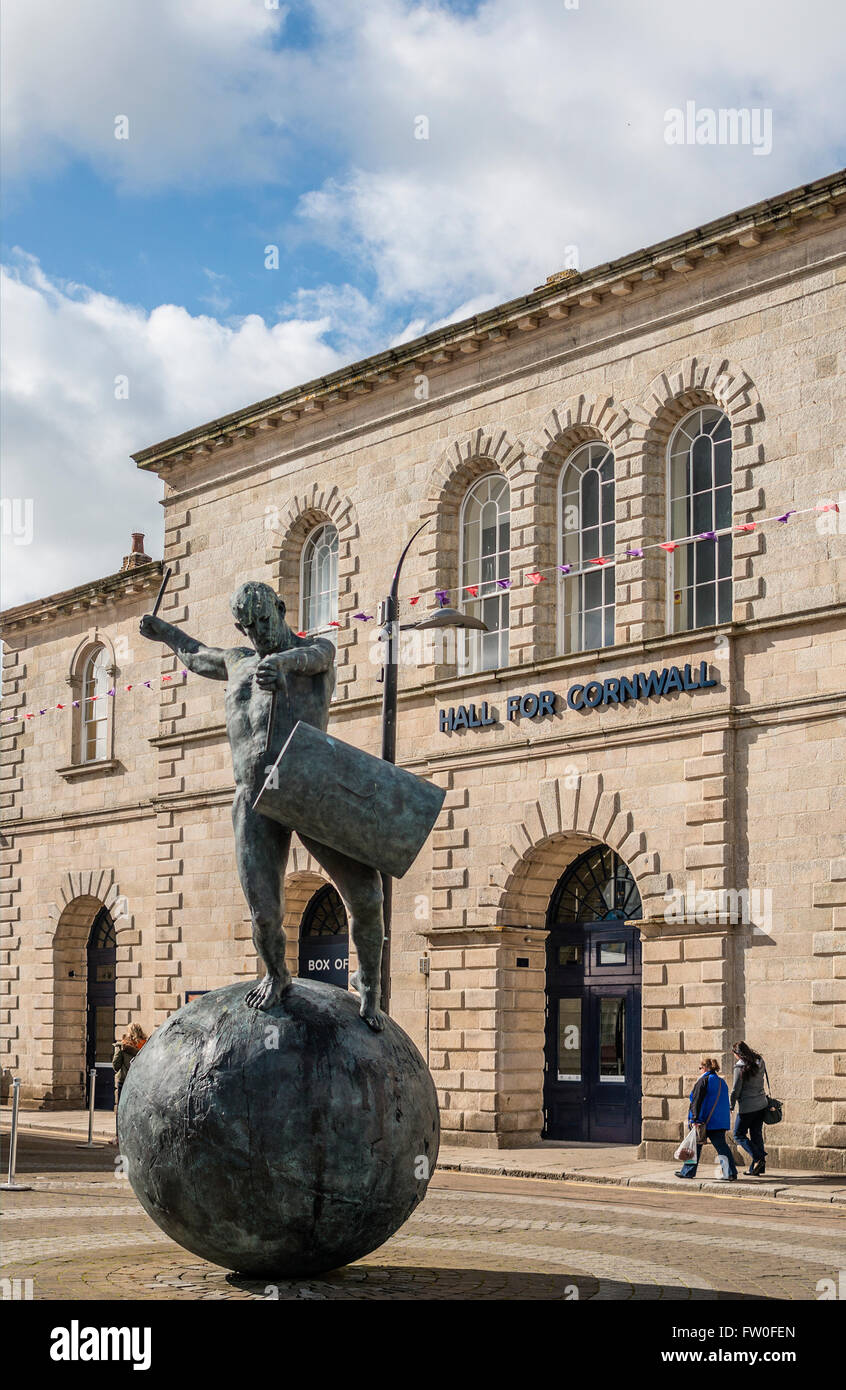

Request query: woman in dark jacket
[
  {"left": 730, "top": 1040, "right": 768, "bottom": 1176},
  {"left": 112, "top": 1022, "right": 147, "bottom": 1137},
  {"left": 675, "top": 1057, "right": 738, "bottom": 1180}
]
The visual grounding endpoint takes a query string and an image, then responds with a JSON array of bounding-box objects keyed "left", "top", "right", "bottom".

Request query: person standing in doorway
[
  {"left": 730, "top": 1040, "right": 769, "bottom": 1176},
  {"left": 675, "top": 1058, "right": 738, "bottom": 1180}
]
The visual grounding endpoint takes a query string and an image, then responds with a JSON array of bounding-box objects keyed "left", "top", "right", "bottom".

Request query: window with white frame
[
  {"left": 667, "top": 407, "right": 732, "bottom": 631},
  {"left": 559, "top": 442, "right": 616, "bottom": 652},
  {"left": 301, "top": 523, "right": 338, "bottom": 634},
  {"left": 459, "top": 474, "right": 510, "bottom": 672},
  {"left": 82, "top": 646, "right": 110, "bottom": 762}
]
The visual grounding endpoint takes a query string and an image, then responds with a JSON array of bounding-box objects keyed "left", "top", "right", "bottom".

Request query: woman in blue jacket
[{"left": 675, "top": 1057, "right": 738, "bottom": 1180}]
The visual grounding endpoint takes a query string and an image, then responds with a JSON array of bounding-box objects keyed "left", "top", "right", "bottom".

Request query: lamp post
[{"left": 376, "top": 522, "right": 487, "bottom": 1013}]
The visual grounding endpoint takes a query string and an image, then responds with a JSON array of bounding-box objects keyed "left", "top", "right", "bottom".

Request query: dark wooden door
[
  {"left": 543, "top": 846, "right": 643, "bottom": 1144},
  {"left": 86, "top": 907, "right": 116, "bottom": 1111},
  {"left": 543, "top": 925, "right": 642, "bottom": 1142}
]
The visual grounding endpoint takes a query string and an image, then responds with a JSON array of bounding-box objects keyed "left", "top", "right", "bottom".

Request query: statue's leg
[
  {"left": 232, "top": 788, "right": 293, "bottom": 1010},
  {"left": 299, "top": 835, "right": 384, "bottom": 1032}
]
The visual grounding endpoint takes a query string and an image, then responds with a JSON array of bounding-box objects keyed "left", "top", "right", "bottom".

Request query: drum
[{"left": 253, "top": 720, "right": 446, "bottom": 879}]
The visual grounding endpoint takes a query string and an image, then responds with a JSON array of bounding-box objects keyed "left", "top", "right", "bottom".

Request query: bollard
[
  {"left": 76, "top": 1068, "right": 99, "bottom": 1148},
  {"left": 1, "top": 1077, "right": 33, "bottom": 1191}
]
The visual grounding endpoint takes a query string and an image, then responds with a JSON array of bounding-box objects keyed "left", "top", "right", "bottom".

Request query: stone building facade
[{"left": 2, "top": 170, "right": 845, "bottom": 1169}]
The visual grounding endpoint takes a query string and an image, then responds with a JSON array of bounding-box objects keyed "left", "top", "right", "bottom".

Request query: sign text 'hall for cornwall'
[{"left": 438, "top": 661, "right": 718, "bottom": 733}]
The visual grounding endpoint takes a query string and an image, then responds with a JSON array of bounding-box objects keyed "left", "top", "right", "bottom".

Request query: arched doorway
[
  {"left": 543, "top": 844, "right": 642, "bottom": 1143},
  {"left": 297, "top": 885, "right": 349, "bottom": 988},
  {"left": 86, "top": 906, "right": 116, "bottom": 1110}
]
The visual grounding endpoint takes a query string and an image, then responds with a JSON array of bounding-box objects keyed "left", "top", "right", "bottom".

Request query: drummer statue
[{"left": 140, "top": 581, "right": 385, "bottom": 1030}]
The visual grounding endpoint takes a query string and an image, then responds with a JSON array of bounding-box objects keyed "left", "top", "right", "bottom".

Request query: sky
[{"left": 2, "top": 0, "right": 845, "bottom": 608}]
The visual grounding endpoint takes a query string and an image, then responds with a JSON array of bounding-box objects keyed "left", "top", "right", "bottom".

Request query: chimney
[{"left": 121, "top": 532, "right": 151, "bottom": 571}]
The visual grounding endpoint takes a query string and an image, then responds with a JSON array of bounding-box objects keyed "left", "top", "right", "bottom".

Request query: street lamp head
[{"left": 401, "top": 606, "right": 488, "bottom": 632}]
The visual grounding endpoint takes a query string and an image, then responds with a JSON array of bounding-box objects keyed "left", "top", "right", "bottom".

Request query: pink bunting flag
[
  {"left": 659, "top": 542, "right": 678, "bottom": 553},
  {"left": 736, "top": 523, "right": 756, "bottom": 533},
  {"left": 589, "top": 556, "right": 607, "bottom": 566},
  {"left": 409, "top": 596, "right": 420, "bottom": 606},
  {"left": 465, "top": 585, "right": 478, "bottom": 597},
  {"left": 526, "top": 571, "right": 544, "bottom": 584}
]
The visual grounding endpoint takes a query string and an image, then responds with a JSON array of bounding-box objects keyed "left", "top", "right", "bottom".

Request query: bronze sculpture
[{"left": 140, "top": 580, "right": 386, "bottom": 1029}]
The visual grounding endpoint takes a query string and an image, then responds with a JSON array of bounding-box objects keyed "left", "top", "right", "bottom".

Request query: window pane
[
  {"left": 558, "top": 944, "right": 581, "bottom": 965},
  {"left": 717, "top": 578, "right": 732, "bottom": 623},
  {"left": 598, "top": 941, "right": 626, "bottom": 966},
  {"left": 714, "top": 441, "right": 731, "bottom": 487},
  {"left": 692, "top": 490, "right": 712, "bottom": 533},
  {"left": 695, "top": 584, "right": 716, "bottom": 627},
  {"left": 598, "top": 997, "right": 625, "bottom": 1080},
  {"left": 691, "top": 434, "right": 713, "bottom": 493},
  {"left": 557, "top": 998, "right": 582, "bottom": 1081},
  {"left": 695, "top": 537, "right": 716, "bottom": 583},
  {"left": 583, "top": 607, "right": 602, "bottom": 649},
  {"left": 715, "top": 487, "right": 732, "bottom": 529},
  {"left": 94, "top": 1005, "right": 115, "bottom": 1064},
  {"left": 582, "top": 469, "right": 599, "bottom": 527}
]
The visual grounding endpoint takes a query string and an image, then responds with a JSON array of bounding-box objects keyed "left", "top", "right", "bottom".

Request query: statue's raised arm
[{"left": 139, "top": 613, "right": 229, "bottom": 680}]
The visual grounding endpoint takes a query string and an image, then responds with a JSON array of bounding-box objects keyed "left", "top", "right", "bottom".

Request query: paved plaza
[{"left": 3, "top": 1130, "right": 846, "bottom": 1302}]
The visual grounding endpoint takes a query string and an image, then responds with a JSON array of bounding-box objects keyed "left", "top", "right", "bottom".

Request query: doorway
[
  {"left": 298, "top": 884, "right": 349, "bottom": 988},
  {"left": 543, "top": 845, "right": 642, "bottom": 1143},
  {"left": 85, "top": 906, "right": 116, "bottom": 1111}
]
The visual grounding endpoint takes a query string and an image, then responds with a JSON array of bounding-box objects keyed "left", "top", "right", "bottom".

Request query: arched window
[
  {"left": 301, "top": 523, "right": 338, "bottom": 633},
  {"left": 459, "top": 474, "right": 510, "bottom": 672},
  {"left": 667, "top": 407, "right": 732, "bottom": 631},
  {"left": 549, "top": 845, "right": 642, "bottom": 924},
  {"left": 559, "top": 443, "right": 615, "bottom": 652},
  {"left": 301, "top": 884, "right": 348, "bottom": 937},
  {"left": 82, "top": 646, "right": 110, "bottom": 763}
]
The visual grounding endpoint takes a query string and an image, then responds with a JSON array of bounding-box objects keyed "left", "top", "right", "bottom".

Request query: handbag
[
  {"left": 694, "top": 1080, "right": 720, "bottom": 1143},
  {"left": 762, "top": 1065, "right": 783, "bottom": 1125}
]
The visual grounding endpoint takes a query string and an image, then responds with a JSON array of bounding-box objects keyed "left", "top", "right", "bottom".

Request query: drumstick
[
  {"left": 264, "top": 688, "right": 278, "bottom": 756},
  {"left": 151, "top": 567, "right": 172, "bottom": 618},
  {"left": 263, "top": 669, "right": 293, "bottom": 757}
]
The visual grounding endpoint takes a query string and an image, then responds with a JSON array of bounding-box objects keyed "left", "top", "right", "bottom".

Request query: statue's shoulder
[{"left": 225, "top": 646, "right": 256, "bottom": 671}]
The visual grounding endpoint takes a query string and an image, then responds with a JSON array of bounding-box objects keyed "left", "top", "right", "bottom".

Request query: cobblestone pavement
[{"left": 3, "top": 1132, "right": 846, "bottom": 1301}]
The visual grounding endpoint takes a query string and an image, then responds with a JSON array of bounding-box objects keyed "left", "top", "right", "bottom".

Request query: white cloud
[
  {"left": 0, "top": 254, "right": 345, "bottom": 607},
  {"left": 2, "top": 0, "right": 846, "bottom": 607}
]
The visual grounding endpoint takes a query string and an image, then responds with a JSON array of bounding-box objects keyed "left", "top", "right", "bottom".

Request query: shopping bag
[{"left": 674, "top": 1128, "right": 698, "bottom": 1161}]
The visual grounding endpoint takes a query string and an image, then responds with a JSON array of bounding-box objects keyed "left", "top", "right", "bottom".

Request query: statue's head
[{"left": 230, "top": 581, "right": 287, "bottom": 655}]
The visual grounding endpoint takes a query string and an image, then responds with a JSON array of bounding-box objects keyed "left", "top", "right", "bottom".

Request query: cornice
[
  {"left": 0, "top": 561, "right": 163, "bottom": 637},
  {"left": 131, "top": 170, "right": 846, "bottom": 476}
]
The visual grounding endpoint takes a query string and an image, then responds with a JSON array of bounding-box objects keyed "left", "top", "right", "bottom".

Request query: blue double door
[{"left": 543, "top": 922, "right": 642, "bottom": 1144}]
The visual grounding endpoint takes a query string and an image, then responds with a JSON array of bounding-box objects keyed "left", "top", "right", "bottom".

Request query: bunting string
[{"left": 4, "top": 501, "right": 838, "bottom": 726}]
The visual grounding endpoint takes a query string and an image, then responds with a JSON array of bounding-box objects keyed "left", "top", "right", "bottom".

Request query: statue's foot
[
  {"left": 350, "top": 973, "right": 384, "bottom": 1031},
  {"left": 245, "top": 970, "right": 291, "bottom": 1011},
  {"left": 360, "top": 1001, "right": 385, "bottom": 1032}
]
